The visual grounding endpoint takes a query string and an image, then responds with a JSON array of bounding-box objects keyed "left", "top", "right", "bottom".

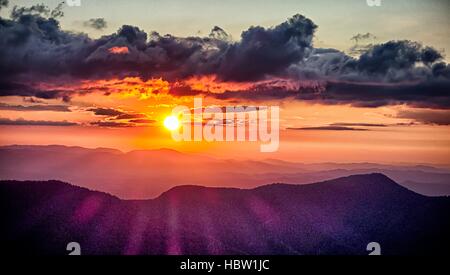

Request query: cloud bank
[{"left": 0, "top": 4, "right": 449, "bottom": 109}]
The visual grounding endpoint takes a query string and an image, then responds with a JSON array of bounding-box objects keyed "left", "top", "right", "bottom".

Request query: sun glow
[{"left": 164, "top": 116, "right": 180, "bottom": 131}]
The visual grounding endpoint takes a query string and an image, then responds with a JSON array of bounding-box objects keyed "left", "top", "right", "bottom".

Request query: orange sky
[
  {"left": 1, "top": 2, "right": 449, "bottom": 166},
  {"left": 1, "top": 77, "right": 449, "bottom": 165}
]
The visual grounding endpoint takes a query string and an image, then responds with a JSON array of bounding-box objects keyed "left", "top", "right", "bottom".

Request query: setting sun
[{"left": 163, "top": 116, "right": 180, "bottom": 131}]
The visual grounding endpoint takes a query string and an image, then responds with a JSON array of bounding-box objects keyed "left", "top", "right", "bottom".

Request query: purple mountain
[{"left": 0, "top": 174, "right": 449, "bottom": 255}]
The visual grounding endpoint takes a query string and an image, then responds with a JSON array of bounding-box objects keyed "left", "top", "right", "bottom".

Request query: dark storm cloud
[
  {"left": 83, "top": 18, "right": 107, "bottom": 30},
  {"left": 217, "top": 14, "right": 317, "bottom": 81},
  {"left": 212, "top": 86, "right": 305, "bottom": 101},
  {"left": 0, "top": 4, "right": 449, "bottom": 109},
  {"left": 0, "top": 81, "right": 73, "bottom": 102},
  {"left": 166, "top": 78, "right": 450, "bottom": 110},
  {"left": 0, "top": 102, "right": 71, "bottom": 112},
  {"left": 351, "top": 41, "right": 443, "bottom": 80},
  {"left": 290, "top": 40, "right": 446, "bottom": 82},
  {"left": 168, "top": 84, "right": 204, "bottom": 97},
  {"left": 320, "top": 80, "right": 450, "bottom": 109},
  {"left": 321, "top": 80, "right": 450, "bottom": 109},
  {"left": 0, "top": 12, "right": 317, "bottom": 87},
  {"left": 0, "top": 117, "right": 77, "bottom": 126}
]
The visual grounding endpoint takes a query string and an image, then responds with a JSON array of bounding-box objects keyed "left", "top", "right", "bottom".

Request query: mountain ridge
[
  {"left": 1, "top": 145, "right": 449, "bottom": 198},
  {"left": 1, "top": 173, "right": 449, "bottom": 255},
  {"left": 1, "top": 173, "right": 422, "bottom": 201}
]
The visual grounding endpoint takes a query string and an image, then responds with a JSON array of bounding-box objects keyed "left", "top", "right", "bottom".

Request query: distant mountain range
[
  {"left": 1, "top": 174, "right": 449, "bottom": 255},
  {"left": 0, "top": 145, "right": 449, "bottom": 198}
]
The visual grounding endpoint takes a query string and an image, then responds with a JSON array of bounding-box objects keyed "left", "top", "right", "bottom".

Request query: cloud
[
  {"left": 351, "top": 33, "right": 377, "bottom": 44},
  {"left": 114, "top": 113, "right": 146, "bottom": 120},
  {"left": 0, "top": 117, "right": 77, "bottom": 126},
  {"left": 90, "top": 117, "right": 155, "bottom": 127},
  {"left": 87, "top": 107, "right": 149, "bottom": 121},
  {"left": 0, "top": 0, "right": 8, "bottom": 10},
  {"left": 209, "top": 26, "right": 231, "bottom": 41},
  {"left": 86, "top": 107, "right": 151, "bottom": 126},
  {"left": 318, "top": 80, "right": 450, "bottom": 109},
  {"left": 83, "top": 18, "right": 107, "bottom": 30},
  {"left": 287, "top": 121, "right": 390, "bottom": 131},
  {"left": 217, "top": 14, "right": 317, "bottom": 81},
  {"left": 395, "top": 109, "right": 450, "bottom": 125},
  {"left": 9, "top": 2, "right": 64, "bottom": 19},
  {"left": 0, "top": 12, "right": 318, "bottom": 83},
  {"left": 176, "top": 78, "right": 449, "bottom": 110},
  {"left": 348, "top": 33, "right": 377, "bottom": 56},
  {"left": 352, "top": 41, "right": 443, "bottom": 80},
  {"left": 288, "top": 126, "right": 369, "bottom": 131},
  {"left": 330, "top": 122, "right": 387, "bottom": 127},
  {"left": 87, "top": 107, "right": 124, "bottom": 116},
  {"left": 90, "top": 121, "right": 132, "bottom": 127},
  {"left": 22, "top": 97, "right": 45, "bottom": 103},
  {"left": 128, "top": 119, "right": 156, "bottom": 124},
  {"left": 0, "top": 82, "right": 72, "bottom": 102},
  {"left": 0, "top": 6, "right": 448, "bottom": 109},
  {"left": 0, "top": 102, "right": 71, "bottom": 112}
]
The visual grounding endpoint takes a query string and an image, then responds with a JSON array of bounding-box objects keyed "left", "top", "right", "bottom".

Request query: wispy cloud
[
  {"left": 396, "top": 109, "right": 450, "bottom": 125},
  {"left": 83, "top": 18, "right": 107, "bottom": 30},
  {"left": 330, "top": 122, "right": 387, "bottom": 127},
  {"left": 0, "top": 103, "right": 71, "bottom": 112},
  {"left": 287, "top": 126, "right": 369, "bottom": 131},
  {"left": 0, "top": 118, "right": 77, "bottom": 126}
]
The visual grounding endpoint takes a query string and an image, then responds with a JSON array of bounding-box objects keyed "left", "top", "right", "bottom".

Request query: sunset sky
[{"left": 0, "top": 0, "right": 449, "bottom": 164}]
